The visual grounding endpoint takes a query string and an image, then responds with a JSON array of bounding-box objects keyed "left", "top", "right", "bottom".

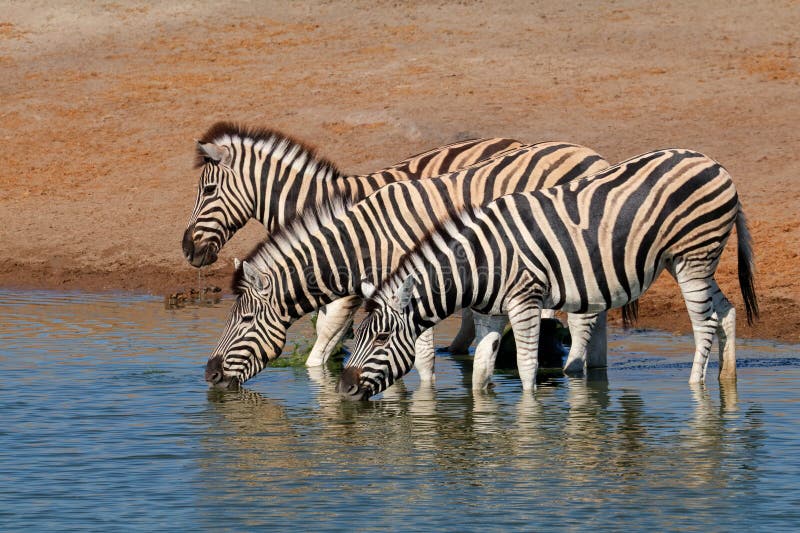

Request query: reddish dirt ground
[{"left": 1, "top": 1, "right": 798, "bottom": 342}]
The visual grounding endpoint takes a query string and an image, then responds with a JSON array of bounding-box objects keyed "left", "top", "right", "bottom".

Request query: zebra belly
[{"left": 545, "top": 262, "right": 666, "bottom": 314}]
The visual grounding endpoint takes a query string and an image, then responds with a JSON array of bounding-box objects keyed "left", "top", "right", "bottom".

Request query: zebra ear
[
  {"left": 358, "top": 279, "right": 376, "bottom": 299},
  {"left": 233, "top": 257, "right": 241, "bottom": 270},
  {"left": 241, "top": 260, "right": 269, "bottom": 294},
  {"left": 393, "top": 276, "right": 417, "bottom": 310},
  {"left": 196, "top": 141, "right": 232, "bottom": 166}
]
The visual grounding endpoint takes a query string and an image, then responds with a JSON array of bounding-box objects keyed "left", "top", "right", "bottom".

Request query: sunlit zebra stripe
[
  {"left": 184, "top": 122, "right": 523, "bottom": 267},
  {"left": 344, "top": 148, "right": 759, "bottom": 398},
  {"left": 207, "top": 142, "right": 610, "bottom": 386}
]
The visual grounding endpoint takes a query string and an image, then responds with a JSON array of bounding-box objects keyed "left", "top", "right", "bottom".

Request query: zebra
[
  {"left": 204, "top": 142, "right": 612, "bottom": 390},
  {"left": 338, "top": 148, "right": 758, "bottom": 400},
  {"left": 183, "top": 122, "right": 524, "bottom": 365}
]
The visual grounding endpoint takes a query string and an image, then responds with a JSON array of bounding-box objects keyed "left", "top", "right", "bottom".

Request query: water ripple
[{"left": 0, "top": 290, "right": 798, "bottom": 531}]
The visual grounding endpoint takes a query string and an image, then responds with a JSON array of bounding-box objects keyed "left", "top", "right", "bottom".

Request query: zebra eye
[
  {"left": 203, "top": 184, "right": 217, "bottom": 196},
  {"left": 241, "top": 314, "right": 255, "bottom": 323},
  {"left": 374, "top": 332, "right": 391, "bottom": 345}
]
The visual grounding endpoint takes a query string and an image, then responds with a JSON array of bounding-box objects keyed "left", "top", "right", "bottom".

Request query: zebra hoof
[{"left": 563, "top": 359, "right": 586, "bottom": 376}]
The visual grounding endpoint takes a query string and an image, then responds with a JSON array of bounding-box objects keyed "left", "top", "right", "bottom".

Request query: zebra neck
[
  {"left": 263, "top": 150, "right": 441, "bottom": 230},
  {"left": 264, "top": 165, "right": 405, "bottom": 230},
  {"left": 402, "top": 218, "right": 506, "bottom": 330},
  {"left": 328, "top": 170, "right": 407, "bottom": 206},
  {"left": 251, "top": 147, "right": 346, "bottom": 233},
  {"left": 281, "top": 252, "right": 356, "bottom": 318},
  {"left": 396, "top": 262, "right": 466, "bottom": 333},
  {"left": 405, "top": 289, "right": 461, "bottom": 334},
  {"left": 258, "top": 219, "right": 368, "bottom": 317}
]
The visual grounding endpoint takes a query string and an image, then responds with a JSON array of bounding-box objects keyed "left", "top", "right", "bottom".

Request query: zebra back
[
  {"left": 404, "top": 149, "right": 740, "bottom": 316},
  {"left": 236, "top": 142, "right": 609, "bottom": 312}
]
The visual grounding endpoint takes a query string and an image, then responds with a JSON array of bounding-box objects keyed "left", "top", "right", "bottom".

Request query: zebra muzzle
[
  {"left": 205, "top": 355, "right": 238, "bottom": 390},
  {"left": 336, "top": 367, "right": 368, "bottom": 401},
  {"left": 183, "top": 225, "right": 218, "bottom": 267}
]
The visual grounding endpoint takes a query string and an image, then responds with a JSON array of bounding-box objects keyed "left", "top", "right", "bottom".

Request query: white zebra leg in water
[
  {"left": 507, "top": 299, "right": 542, "bottom": 392},
  {"left": 471, "top": 313, "right": 509, "bottom": 391},
  {"left": 672, "top": 258, "right": 721, "bottom": 384},
  {"left": 586, "top": 311, "right": 608, "bottom": 369},
  {"left": 413, "top": 328, "right": 436, "bottom": 383},
  {"left": 305, "top": 296, "right": 360, "bottom": 367},
  {"left": 447, "top": 308, "right": 477, "bottom": 353},
  {"left": 714, "top": 289, "right": 737, "bottom": 381},
  {"left": 563, "top": 313, "right": 602, "bottom": 375}
]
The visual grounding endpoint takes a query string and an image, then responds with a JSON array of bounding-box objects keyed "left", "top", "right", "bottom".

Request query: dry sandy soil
[{"left": 1, "top": 1, "right": 798, "bottom": 342}]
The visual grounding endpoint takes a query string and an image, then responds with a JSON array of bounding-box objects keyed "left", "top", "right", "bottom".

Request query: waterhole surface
[{"left": 1, "top": 290, "right": 798, "bottom": 530}]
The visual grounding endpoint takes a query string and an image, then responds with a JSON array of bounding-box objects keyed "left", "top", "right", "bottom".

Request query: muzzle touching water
[
  {"left": 336, "top": 367, "right": 370, "bottom": 401},
  {"left": 182, "top": 225, "right": 219, "bottom": 267},
  {"left": 205, "top": 354, "right": 239, "bottom": 390}
]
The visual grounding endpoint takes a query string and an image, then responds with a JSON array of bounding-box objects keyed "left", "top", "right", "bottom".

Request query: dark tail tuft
[
  {"left": 736, "top": 202, "right": 759, "bottom": 325},
  {"left": 621, "top": 301, "right": 639, "bottom": 330}
]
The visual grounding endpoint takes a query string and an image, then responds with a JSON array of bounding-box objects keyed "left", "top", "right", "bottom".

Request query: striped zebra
[
  {"left": 204, "top": 142, "right": 611, "bottom": 389},
  {"left": 338, "top": 148, "right": 759, "bottom": 400},
  {"left": 183, "top": 122, "right": 523, "bottom": 364},
  {"left": 183, "top": 123, "right": 524, "bottom": 266}
]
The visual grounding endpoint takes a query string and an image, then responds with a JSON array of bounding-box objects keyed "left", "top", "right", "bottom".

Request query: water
[{"left": 1, "top": 290, "right": 799, "bottom": 531}]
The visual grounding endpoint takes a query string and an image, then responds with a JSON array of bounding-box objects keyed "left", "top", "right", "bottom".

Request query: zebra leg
[
  {"left": 712, "top": 283, "right": 737, "bottom": 381},
  {"left": 413, "top": 328, "right": 436, "bottom": 383},
  {"left": 673, "top": 260, "right": 719, "bottom": 384},
  {"left": 471, "top": 313, "right": 508, "bottom": 391},
  {"left": 472, "top": 332, "right": 501, "bottom": 391},
  {"left": 305, "top": 296, "right": 360, "bottom": 367},
  {"left": 447, "top": 308, "right": 476, "bottom": 354},
  {"left": 507, "top": 300, "right": 542, "bottom": 392},
  {"left": 563, "top": 313, "right": 600, "bottom": 375},
  {"left": 586, "top": 311, "right": 608, "bottom": 369}
]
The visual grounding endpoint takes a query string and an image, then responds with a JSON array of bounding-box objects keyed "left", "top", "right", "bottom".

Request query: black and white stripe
[
  {"left": 182, "top": 122, "right": 522, "bottom": 267},
  {"left": 204, "top": 142, "right": 611, "bottom": 388},
  {"left": 340, "top": 148, "right": 758, "bottom": 399},
  {"left": 182, "top": 123, "right": 523, "bottom": 366}
]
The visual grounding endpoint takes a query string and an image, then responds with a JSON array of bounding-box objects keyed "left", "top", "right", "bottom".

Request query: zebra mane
[
  {"left": 195, "top": 121, "right": 342, "bottom": 178},
  {"left": 231, "top": 198, "right": 353, "bottom": 294}
]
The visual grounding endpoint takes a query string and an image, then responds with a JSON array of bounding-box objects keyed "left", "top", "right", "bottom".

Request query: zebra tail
[
  {"left": 621, "top": 301, "right": 639, "bottom": 330},
  {"left": 735, "top": 201, "right": 759, "bottom": 325}
]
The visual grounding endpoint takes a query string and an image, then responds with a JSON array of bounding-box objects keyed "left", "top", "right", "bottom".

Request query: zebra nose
[
  {"left": 336, "top": 367, "right": 366, "bottom": 400},
  {"left": 183, "top": 227, "right": 219, "bottom": 267},
  {"left": 205, "top": 355, "right": 225, "bottom": 385}
]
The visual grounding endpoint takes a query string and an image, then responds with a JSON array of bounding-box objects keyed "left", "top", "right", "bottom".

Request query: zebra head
[
  {"left": 183, "top": 140, "right": 247, "bottom": 267},
  {"left": 337, "top": 276, "right": 419, "bottom": 401},
  {"left": 205, "top": 259, "right": 291, "bottom": 389}
]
